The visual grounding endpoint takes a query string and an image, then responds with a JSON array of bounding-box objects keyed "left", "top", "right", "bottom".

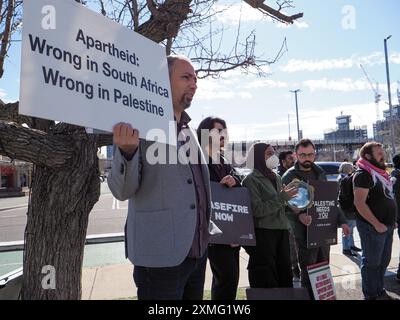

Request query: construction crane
[
  {"left": 397, "top": 80, "right": 400, "bottom": 105},
  {"left": 360, "top": 64, "right": 381, "bottom": 121}
]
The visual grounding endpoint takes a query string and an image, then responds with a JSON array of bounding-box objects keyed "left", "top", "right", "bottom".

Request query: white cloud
[
  {"left": 0, "top": 88, "right": 7, "bottom": 98},
  {"left": 276, "top": 20, "right": 309, "bottom": 29},
  {"left": 281, "top": 52, "right": 400, "bottom": 73},
  {"left": 196, "top": 70, "right": 291, "bottom": 99},
  {"left": 227, "top": 121, "right": 291, "bottom": 141},
  {"left": 390, "top": 52, "right": 400, "bottom": 64},
  {"left": 245, "top": 79, "right": 288, "bottom": 89},
  {"left": 213, "top": 3, "right": 266, "bottom": 24},
  {"left": 238, "top": 91, "right": 253, "bottom": 99},
  {"left": 302, "top": 78, "right": 399, "bottom": 94},
  {"left": 282, "top": 58, "right": 354, "bottom": 73},
  {"left": 303, "top": 78, "right": 369, "bottom": 92},
  {"left": 196, "top": 77, "right": 253, "bottom": 101},
  {"left": 294, "top": 21, "right": 310, "bottom": 29}
]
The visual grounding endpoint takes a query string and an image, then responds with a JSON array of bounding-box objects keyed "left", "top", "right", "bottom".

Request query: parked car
[
  {"left": 315, "top": 162, "right": 342, "bottom": 182},
  {"left": 236, "top": 162, "right": 342, "bottom": 182}
]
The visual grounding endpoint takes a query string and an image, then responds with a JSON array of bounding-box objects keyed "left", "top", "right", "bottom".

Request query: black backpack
[{"left": 338, "top": 173, "right": 357, "bottom": 214}]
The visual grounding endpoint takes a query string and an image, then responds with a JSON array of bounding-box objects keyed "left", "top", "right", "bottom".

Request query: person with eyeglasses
[
  {"left": 282, "top": 139, "right": 349, "bottom": 296},
  {"left": 197, "top": 116, "right": 242, "bottom": 300}
]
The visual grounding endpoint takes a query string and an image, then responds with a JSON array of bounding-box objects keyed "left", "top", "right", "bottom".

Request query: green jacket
[
  {"left": 281, "top": 162, "right": 347, "bottom": 241},
  {"left": 242, "top": 169, "right": 291, "bottom": 230}
]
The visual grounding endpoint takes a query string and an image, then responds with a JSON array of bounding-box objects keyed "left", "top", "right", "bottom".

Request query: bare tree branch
[
  {"left": 146, "top": 0, "right": 158, "bottom": 17},
  {"left": 0, "top": 100, "right": 33, "bottom": 126},
  {"left": 136, "top": 0, "right": 192, "bottom": 42},
  {"left": 0, "top": 121, "right": 74, "bottom": 167},
  {"left": 244, "top": 0, "right": 303, "bottom": 24},
  {"left": 98, "top": 0, "right": 107, "bottom": 16},
  {"left": 90, "top": 0, "right": 301, "bottom": 78},
  {"left": 0, "top": 0, "right": 14, "bottom": 78},
  {"left": 0, "top": 100, "right": 58, "bottom": 131},
  {"left": 166, "top": 37, "right": 173, "bottom": 55},
  {"left": 129, "top": 0, "right": 140, "bottom": 30}
]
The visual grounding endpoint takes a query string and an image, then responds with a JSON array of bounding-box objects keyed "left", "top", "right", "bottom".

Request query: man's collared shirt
[{"left": 177, "top": 111, "right": 209, "bottom": 258}]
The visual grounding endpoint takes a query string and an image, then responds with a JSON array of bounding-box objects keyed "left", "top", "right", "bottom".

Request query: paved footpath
[
  {"left": 80, "top": 230, "right": 400, "bottom": 300},
  {"left": 1, "top": 228, "right": 398, "bottom": 300}
]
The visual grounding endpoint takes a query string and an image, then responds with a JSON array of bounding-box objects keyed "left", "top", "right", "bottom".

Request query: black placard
[
  {"left": 307, "top": 180, "right": 339, "bottom": 249},
  {"left": 209, "top": 182, "right": 256, "bottom": 246}
]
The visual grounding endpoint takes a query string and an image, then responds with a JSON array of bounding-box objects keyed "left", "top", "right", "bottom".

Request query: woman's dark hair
[
  {"left": 246, "top": 143, "right": 275, "bottom": 181},
  {"left": 196, "top": 116, "right": 227, "bottom": 145}
]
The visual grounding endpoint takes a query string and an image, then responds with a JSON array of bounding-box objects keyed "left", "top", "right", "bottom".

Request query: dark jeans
[
  {"left": 342, "top": 219, "right": 357, "bottom": 251},
  {"left": 295, "top": 238, "right": 330, "bottom": 295},
  {"left": 133, "top": 253, "right": 207, "bottom": 300},
  {"left": 356, "top": 218, "right": 394, "bottom": 300},
  {"left": 247, "top": 228, "right": 292, "bottom": 288},
  {"left": 208, "top": 244, "right": 240, "bottom": 300}
]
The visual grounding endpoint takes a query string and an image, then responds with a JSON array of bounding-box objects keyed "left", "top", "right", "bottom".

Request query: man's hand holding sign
[
  {"left": 113, "top": 123, "right": 139, "bottom": 160},
  {"left": 220, "top": 175, "right": 237, "bottom": 188}
]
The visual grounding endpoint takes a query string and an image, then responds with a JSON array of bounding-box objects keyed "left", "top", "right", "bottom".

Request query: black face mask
[{"left": 368, "top": 157, "right": 386, "bottom": 170}]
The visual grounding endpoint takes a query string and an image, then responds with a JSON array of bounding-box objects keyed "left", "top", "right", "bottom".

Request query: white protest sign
[{"left": 20, "top": 0, "right": 176, "bottom": 145}]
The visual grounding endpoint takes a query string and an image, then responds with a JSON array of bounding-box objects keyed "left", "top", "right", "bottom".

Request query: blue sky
[{"left": 1, "top": 0, "right": 400, "bottom": 142}]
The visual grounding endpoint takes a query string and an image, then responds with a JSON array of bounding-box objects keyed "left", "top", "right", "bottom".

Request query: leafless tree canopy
[
  {"left": 80, "top": 0, "right": 302, "bottom": 78},
  {"left": 0, "top": 0, "right": 303, "bottom": 150}
]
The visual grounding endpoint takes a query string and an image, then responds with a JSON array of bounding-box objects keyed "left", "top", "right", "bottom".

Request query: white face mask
[{"left": 266, "top": 155, "right": 280, "bottom": 169}]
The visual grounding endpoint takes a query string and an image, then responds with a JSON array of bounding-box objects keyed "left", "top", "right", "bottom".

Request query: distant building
[
  {"left": 0, "top": 156, "right": 32, "bottom": 197},
  {"left": 373, "top": 104, "right": 400, "bottom": 143},
  {"left": 324, "top": 114, "right": 368, "bottom": 143}
]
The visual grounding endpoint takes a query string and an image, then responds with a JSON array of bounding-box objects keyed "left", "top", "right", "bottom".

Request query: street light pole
[
  {"left": 384, "top": 35, "right": 396, "bottom": 155},
  {"left": 290, "top": 89, "right": 301, "bottom": 141}
]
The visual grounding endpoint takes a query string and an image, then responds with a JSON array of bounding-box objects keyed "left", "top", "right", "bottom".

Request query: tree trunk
[{"left": 21, "top": 135, "right": 100, "bottom": 299}]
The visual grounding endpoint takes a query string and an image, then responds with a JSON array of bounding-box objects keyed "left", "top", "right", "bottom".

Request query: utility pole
[
  {"left": 384, "top": 35, "right": 396, "bottom": 155},
  {"left": 290, "top": 89, "right": 301, "bottom": 141}
]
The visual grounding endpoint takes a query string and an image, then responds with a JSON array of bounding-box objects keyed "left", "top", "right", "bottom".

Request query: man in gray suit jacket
[{"left": 108, "top": 55, "right": 216, "bottom": 300}]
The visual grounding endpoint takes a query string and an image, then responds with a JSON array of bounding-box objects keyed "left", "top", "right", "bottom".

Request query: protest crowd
[{"left": 108, "top": 55, "right": 400, "bottom": 301}]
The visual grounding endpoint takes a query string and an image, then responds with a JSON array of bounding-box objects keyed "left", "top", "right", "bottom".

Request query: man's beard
[
  {"left": 300, "top": 161, "right": 313, "bottom": 169},
  {"left": 368, "top": 157, "right": 386, "bottom": 170},
  {"left": 181, "top": 93, "right": 193, "bottom": 110}
]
